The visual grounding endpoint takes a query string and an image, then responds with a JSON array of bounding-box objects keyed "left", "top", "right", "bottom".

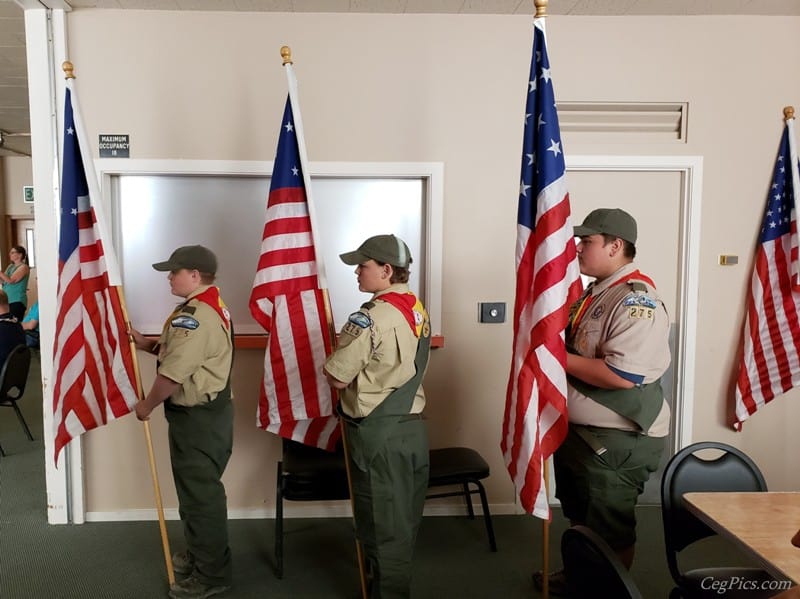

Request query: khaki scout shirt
[
  {"left": 324, "top": 283, "right": 426, "bottom": 418},
  {"left": 157, "top": 285, "right": 234, "bottom": 407},
  {"left": 567, "top": 262, "right": 672, "bottom": 436}
]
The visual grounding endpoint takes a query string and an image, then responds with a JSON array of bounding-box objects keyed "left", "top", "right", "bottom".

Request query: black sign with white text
[{"left": 99, "top": 134, "right": 130, "bottom": 158}]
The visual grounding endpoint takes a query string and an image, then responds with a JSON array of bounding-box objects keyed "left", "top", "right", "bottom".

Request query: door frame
[{"left": 566, "top": 154, "right": 703, "bottom": 452}]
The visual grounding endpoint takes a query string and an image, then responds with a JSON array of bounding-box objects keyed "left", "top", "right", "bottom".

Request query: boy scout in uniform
[
  {"left": 323, "top": 234, "right": 431, "bottom": 599},
  {"left": 535, "top": 209, "right": 671, "bottom": 595},
  {"left": 132, "top": 245, "right": 234, "bottom": 599}
]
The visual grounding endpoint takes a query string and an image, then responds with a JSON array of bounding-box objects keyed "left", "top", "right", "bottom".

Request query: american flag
[
  {"left": 501, "top": 18, "right": 582, "bottom": 518},
  {"left": 249, "top": 65, "right": 339, "bottom": 451},
  {"left": 734, "top": 116, "right": 800, "bottom": 430},
  {"left": 53, "top": 81, "right": 139, "bottom": 464}
]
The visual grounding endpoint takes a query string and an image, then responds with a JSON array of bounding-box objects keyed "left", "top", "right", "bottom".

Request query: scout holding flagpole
[
  {"left": 56, "top": 61, "right": 174, "bottom": 585},
  {"left": 249, "top": 47, "right": 369, "bottom": 597},
  {"left": 500, "top": 1, "right": 583, "bottom": 597},
  {"left": 280, "top": 46, "right": 370, "bottom": 599}
]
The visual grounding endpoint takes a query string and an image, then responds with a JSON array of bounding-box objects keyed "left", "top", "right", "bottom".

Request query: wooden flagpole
[
  {"left": 534, "top": 4, "right": 551, "bottom": 598},
  {"left": 117, "top": 289, "right": 176, "bottom": 586},
  {"left": 280, "top": 46, "right": 368, "bottom": 598},
  {"left": 322, "top": 287, "right": 369, "bottom": 599},
  {"left": 61, "top": 61, "right": 174, "bottom": 586}
]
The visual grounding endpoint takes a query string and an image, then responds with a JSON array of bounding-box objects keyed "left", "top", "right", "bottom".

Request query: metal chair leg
[
  {"left": 462, "top": 482, "right": 476, "bottom": 519},
  {"left": 474, "top": 480, "right": 497, "bottom": 551},
  {"left": 275, "top": 461, "right": 284, "bottom": 579},
  {"left": 13, "top": 403, "right": 34, "bottom": 440}
]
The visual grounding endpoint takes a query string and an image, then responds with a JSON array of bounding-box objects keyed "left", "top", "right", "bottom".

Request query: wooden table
[{"left": 683, "top": 491, "right": 800, "bottom": 584}]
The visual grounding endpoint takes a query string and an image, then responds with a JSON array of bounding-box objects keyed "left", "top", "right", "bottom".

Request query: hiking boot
[
  {"left": 532, "top": 569, "right": 569, "bottom": 596},
  {"left": 168, "top": 574, "right": 230, "bottom": 599},
  {"left": 171, "top": 551, "right": 195, "bottom": 575}
]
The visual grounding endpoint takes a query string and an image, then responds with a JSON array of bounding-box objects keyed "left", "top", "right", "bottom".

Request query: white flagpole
[
  {"left": 282, "top": 47, "right": 330, "bottom": 290},
  {"left": 786, "top": 106, "right": 800, "bottom": 288}
]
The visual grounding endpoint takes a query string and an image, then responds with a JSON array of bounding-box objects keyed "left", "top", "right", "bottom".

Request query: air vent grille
[{"left": 556, "top": 102, "right": 687, "bottom": 142}]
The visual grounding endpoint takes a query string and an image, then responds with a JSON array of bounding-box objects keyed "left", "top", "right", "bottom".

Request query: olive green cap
[
  {"left": 152, "top": 245, "right": 218, "bottom": 273},
  {"left": 339, "top": 234, "right": 412, "bottom": 268},
  {"left": 573, "top": 208, "right": 637, "bottom": 244}
]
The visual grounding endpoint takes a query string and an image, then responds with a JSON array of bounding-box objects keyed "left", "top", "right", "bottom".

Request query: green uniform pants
[
  {"left": 165, "top": 395, "right": 234, "bottom": 586},
  {"left": 346, "top": 417, "right": 429, "bottom": 599},
  {"left": 554, "top": 424, "right": 664, "bottom": 550}
]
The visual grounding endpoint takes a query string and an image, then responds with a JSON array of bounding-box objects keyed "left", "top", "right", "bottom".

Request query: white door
[{"left": 567, "top": 167, "right": 685, "bottom": 504}]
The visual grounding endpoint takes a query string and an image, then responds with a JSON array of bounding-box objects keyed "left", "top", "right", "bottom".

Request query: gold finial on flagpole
[
  {"left": 785, "top": 106, "right": 795, "bottom": 121},
  {"left": 281, "top": 46, "right": 293, "bottom": 65},
  {"left": 534, "top": 0, "right": 548, "bottom": 17},
  {"left": 62, "top": 61, "right": 75, "bottom": 79}
]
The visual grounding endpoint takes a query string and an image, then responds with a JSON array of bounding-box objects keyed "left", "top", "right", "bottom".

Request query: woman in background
[{"left": 0, "top": 246, "right": 30, "bottom": 321}]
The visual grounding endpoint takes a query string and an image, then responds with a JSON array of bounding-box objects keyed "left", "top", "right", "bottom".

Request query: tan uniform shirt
[
  {"left": 567, "top": 262, "right": 672, "bottom": 437},
  {"left": 157, "top": 285, "right": 234, "bottom": 407},
  {"left": 324, "top": 284, "right": 426, "bottom": 418}
]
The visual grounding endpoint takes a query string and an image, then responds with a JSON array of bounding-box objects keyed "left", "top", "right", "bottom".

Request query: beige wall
[
  {"left": 2, "top": 156, "right": 33, "bottom": 216},
  {"left": 1, "top": 156, "right": 34, "bottom": 265},
  {"left": 62, "top": 10, "right": 800, "bottom": 515}
]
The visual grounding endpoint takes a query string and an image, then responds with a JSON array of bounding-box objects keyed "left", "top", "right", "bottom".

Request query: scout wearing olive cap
[
  {"left": 339, "top": 234, "right": 412, "bottom": 268},
  {"left": 152, "top": 245, "right": 218, "bottom": 273},
  {"left": 574, "top": 208, "right": 637, "bottom": 245}
]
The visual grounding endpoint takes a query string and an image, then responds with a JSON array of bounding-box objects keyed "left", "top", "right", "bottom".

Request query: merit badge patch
[{"left": 171, "top": 315, "right": 200, "bottom": 330}]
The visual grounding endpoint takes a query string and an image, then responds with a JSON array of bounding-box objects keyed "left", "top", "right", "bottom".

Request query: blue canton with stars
[
  {"left": 760, "top": 126, "right": 797, "bottom": 243},
  {"left": 270, "top": 97, "right": 304, "bottom": 193},
  {"left": 518, "top": 20, "right": 566, "bottom": 229},
  {"left": 59, "top": 87, "right": 89, "bottom": 264}
]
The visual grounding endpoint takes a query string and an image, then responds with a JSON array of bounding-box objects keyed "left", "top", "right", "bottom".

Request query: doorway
[{"left": 565, "top": 155, "right": 702, "bottom": 504}]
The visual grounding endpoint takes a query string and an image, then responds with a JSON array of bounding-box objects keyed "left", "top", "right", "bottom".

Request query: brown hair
[
  {"left": 375, "top": 261, "right": 411, "bottom": 284},
  {"left": 11, "top": 245, "right": 28, "bottom": 263},
  {"left": 601, "top": 234, "right": 636, "bottom": 260}
]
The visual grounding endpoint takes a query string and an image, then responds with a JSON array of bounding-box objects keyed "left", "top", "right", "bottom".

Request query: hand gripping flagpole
[
  {"left": 281, "top": 47, "right": 369, "bottom": 599},
  {"left": 62, "top": 61, "right": 175, "bottom": 587},
  {"left": 532, "top": 4, "right": 552, "bottom": 598}
]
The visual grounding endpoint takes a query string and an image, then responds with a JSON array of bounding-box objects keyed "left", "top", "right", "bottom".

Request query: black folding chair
[
  {"left": 562, "top": 525, "right": 643, "bottom": 599},
  {"left": 661, "top": 441, "right": 777, "bottom": 598},
  {"left": 0, "top": 344, "right": 34, "bottom": 456},
  {"left": 273, "top": 440, "right": 497, "bottom": 578}
]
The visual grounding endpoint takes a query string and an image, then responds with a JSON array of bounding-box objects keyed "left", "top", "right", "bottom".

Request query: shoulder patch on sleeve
[
  {"left": 627, "top": 281, "right": 648, "bottom": 293},
  {"left": 342, "top": 322, "right": 364, "bottom": 338},
  {"left": 347, "top": 311, "right": 372, "bottom": 329},
  {"left": 622, "top": 294, "right": 657, "bottom": 310},
  {"left": 180, "top": 305, "right": 197, "bottom": 315},
  {"left": 171, "top": 315, "right": 200, "bottom": 330}
]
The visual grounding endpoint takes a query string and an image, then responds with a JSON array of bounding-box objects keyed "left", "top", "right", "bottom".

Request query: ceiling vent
[{"left": 556, "top": 102, "right": 688, "bottom": 143}]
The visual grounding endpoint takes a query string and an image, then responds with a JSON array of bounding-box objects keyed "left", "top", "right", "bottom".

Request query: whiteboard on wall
[{"left": 110, "top": 173, "right": 428, "bottom": 335}]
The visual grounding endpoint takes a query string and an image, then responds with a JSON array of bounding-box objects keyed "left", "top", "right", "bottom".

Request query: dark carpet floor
[{"left": 0, "top": 353, "right": 759, "bottom": 598}]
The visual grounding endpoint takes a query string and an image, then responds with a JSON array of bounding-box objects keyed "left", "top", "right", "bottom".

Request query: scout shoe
[{"left": 168, "top": 574, "right": 230, "bottom": 599}]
